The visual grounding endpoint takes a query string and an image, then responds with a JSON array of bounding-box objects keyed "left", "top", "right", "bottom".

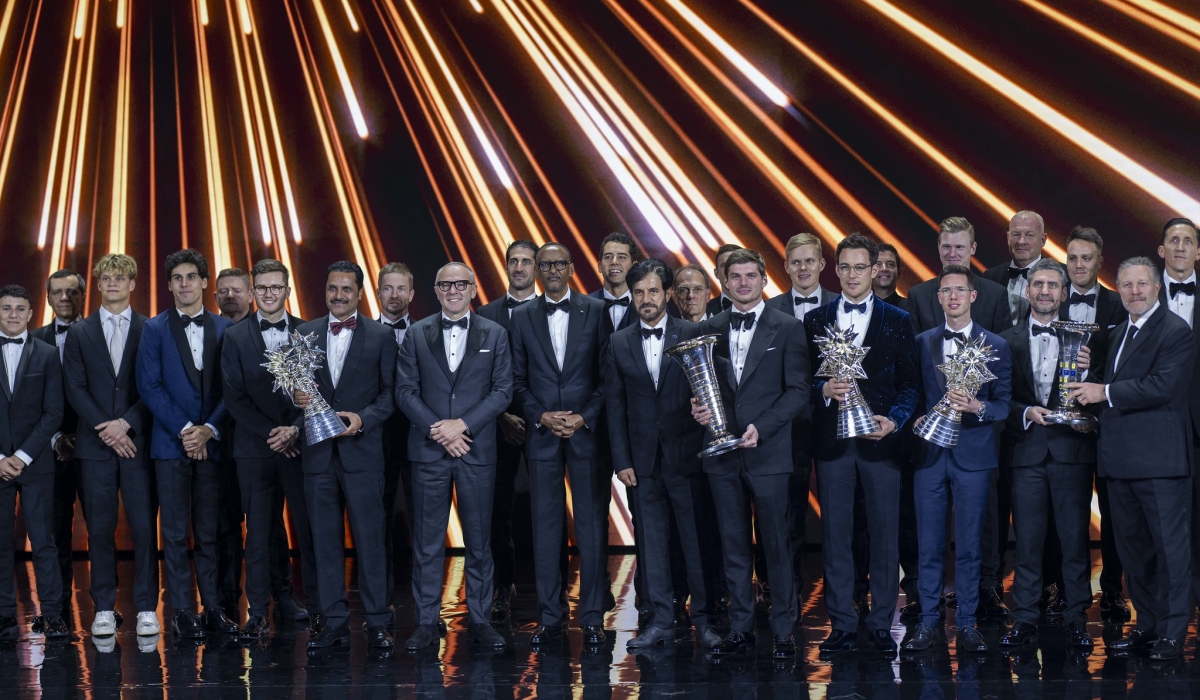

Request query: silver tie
[{"left": 109, "top": 316, "right": 124, "bottom": 375}]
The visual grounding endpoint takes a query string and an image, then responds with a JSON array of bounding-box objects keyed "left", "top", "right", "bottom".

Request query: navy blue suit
[{"left": 912, "top": 322, "right": 1011, "bottom": 628}]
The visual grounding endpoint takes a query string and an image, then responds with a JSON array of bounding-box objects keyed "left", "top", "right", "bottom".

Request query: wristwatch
[{"left": 976, "top": 402, "right": 987, "bottom": 420}]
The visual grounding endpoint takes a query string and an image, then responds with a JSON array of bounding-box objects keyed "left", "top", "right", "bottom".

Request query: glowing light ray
[
  {"left": 223, "top": 0, "right": 276, "bottom": 246},
  {"left": 66, "top": 0, "right": 100, "bottom": 252},
  {"left": 1097, "top": 0, "right": 1199, "bottom": 49},
  {"left": 1120, "top": 0, "right": 1200, "bottom": 37},
  {"left": 47, "top": 0, "right": 92, "bottom": 277},
  {"left": 193, "top": 0, "right": 232, "bottom": 272},
  {"left": 469, "top": 0, "right": 484, "bottom": 13},
  {"left": 0, "top": 0, "right": 42, "bottom": 218},
  {"left": 116, "top": 0, "right": 125, "bottom": 28},
  {"left": 72, "top": 0, "right": 85, "bottom": 38},
  {"left": 199, "top": 0, "right": 209, "bottom": 25},
  {"left": 311, "top": 0, "right": 370, "bottom": 138},
  {"left": 36, "top": 0, "right": 81, "bottom": 251},
  {"left": 235, "top": 0, "right": 252, "bottom": 33},
  {"left": 108, "top": 0, "right": 132, "bottom": 254},
  {"left": 859, "top": 0, "right": 1200, "bottom": 219},
  {"left": 341, "top": 0, "right": 359, "bottom": 31},
  {"left": 0, "top": 0, "right": 18, "bottom": 60}
]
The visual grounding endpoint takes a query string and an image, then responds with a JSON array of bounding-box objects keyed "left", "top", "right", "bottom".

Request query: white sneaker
[
  {"left": 91, "top": 611, "right": 117, "bottom": 637},
  {"left": 136, "top": 611, "right": 160, "bottom": 636},
  {"left": 92, "top": 635, "right": 116, "bottom": 653},
  {"left": 137, "top": 633, "right": 161, "bottom": 653}
]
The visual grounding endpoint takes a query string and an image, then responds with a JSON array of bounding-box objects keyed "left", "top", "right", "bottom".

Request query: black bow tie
[
  {"left": 545, "top": 299, "right": 569, "bottom": 315},
  {"left": 504, "top": 297, "right": 530, "bottom": 309},
  {"left": 731, "top": 311, "right": 755, "bottom": 331},
  {"left": 794, "top": 295, "right": 819, "bottom": 306},
  {"left": 55, "top": 324, "right": 70, "bottom": 334},
  {"left": 720, "top": 297, "right": 733, "bottom": 311},
  {"left": 1031, "top": 324, "right": 1055, "bottom": 337},
  {"left": 441, "top": 317, "right": 468, "bottom": 331},
  {"left": 942, "top": 330, "right": 966, "bottom": 345},
  {"left": 260, "top": 318, "right": 287, "bottom": 332},
  {"left": 1170, "top": 281, "right": 1196, "bottom": 297},
  {"left": 0, "top": 336, "right": 23, "bottom": 346},
  {"left": 181, "top": 313, "right": 203, "bottom": 327},
  {"left": 384, "top": 317, "right": 407, "bottom": 330},
  {"left": 640, "top": 327, "right": 663, "bottom": 340},
  {"left": 605, "top": 297, "right": 630, "bottom": 309},
  {"left": 1069, "top": 293, "right": 1096, "bottom": 307},
  {"left": 842, "top": 301, "right": 867, "bottom": 314},
  {"left": 1007, "top": 267, "right": 1028, "bottom": 280}
]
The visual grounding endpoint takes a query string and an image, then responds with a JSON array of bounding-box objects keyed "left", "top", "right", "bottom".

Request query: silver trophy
[
  {"left": 915, "top": 334, "right": 999, "bottom": 448},
  {"left": 1044, "top": 320, "right": 1099, "bottom": 427},
  {"left": 667, "top": 334, "right": 745, "bottom": 458},
  {"left": 262, "top": 331, "right": 347, "bottom": 446},
  {"left": 813, "top": 324, "right": 877, "bottom": 439}
]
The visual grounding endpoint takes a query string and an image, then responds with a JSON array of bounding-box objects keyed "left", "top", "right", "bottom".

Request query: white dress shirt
[
  {"left": 1029, "top": 321, "right": 1058, "bottom": 407},
  {"left": 730, "top": 301, "right": 766, "bottom": 383},
  {"left": 546, "top": 291, "right": 571, "bottom": 371},
  {"left": 790, "top": 287, "right": 823, "bottom": 320},
  {"left": 380, "top": 313, "right": 410, "bottom": 346},
  {"left": 180, "top": 309, "right": 205, "bottom": 370},
  {"left": 0, "top": 331, "right": 33, "bottom": 466},
  {"left": 100, "top": 305, "right": 133, "bottom": 374},
  {"left": 1067, "top": 284, "right": 1100, "bottom": 325},
  {"left": 326, "top": 312, "right": 357, "bottom": 388},
  {"left": 443, "top": 312, "right": 470, "bottom": 373},
  {"left": 1164, "top": 269, "right": 1196, "bottom": 328},
  {"left": 1106, "top": 301, "right": 1161, "bottom": 407},
  {"left": 942, "top": 321, "right": 974, "bottom": 360},
  {"left": 52, "top": 319, "right": 76, "bottom": 362},
  {"left": 603, "top": 289, "right": 631, "bottom": 329},
  {"left": 505, "top": 293, "right": 533, "bottom": 319},
  {"left": 640, "top": 318, "right": 666, "bottom": 390},
  {"left": 1005, "top": 257, "right": 1041, "bottom": 326},
  {"left": 835, "top": 293, "right": 873, "bottom": 347},
  {"left": 259, "top": 311, "right": 289, "bottom": 352}
]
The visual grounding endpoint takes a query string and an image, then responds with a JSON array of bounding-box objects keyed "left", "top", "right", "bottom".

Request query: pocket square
[
  {"left": 766, "top": 347, "right": 776, "bottom": 351},
  {"left": 479, "top": 349, "right": 491, "bottom": 353}
]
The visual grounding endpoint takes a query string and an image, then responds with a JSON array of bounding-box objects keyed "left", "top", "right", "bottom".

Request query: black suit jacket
[
  {"left": 221, "top": 313, "right": 306, "bottom": 460},
  {"left": 804, "top": 299, "right": 920, "bottom": 462},
  {"left": 62, "top": 311, "right": 150, "bottom": 462},
  {"left": 705, "top": 295, "right": 733, "bottom": 318},
  {"left": 605, "top": 317, "right": 706, "bottom": 477},
  {"left": 31, "top": 322, "right": 78, "bottom": 437},
  {"left": 999, "top": 320, "right": 1097, "bottom": 467},
  {"left": 1094, "top": 304, "right": 1195, "bottom": 479},
  {"left": 1058, "top": 286, "right": 1125, "bottom": 383},
  {"left": 907, "top": 275, "right": 1010, "bottom": 334},
  {"left": 588, "top": 289, "right": 635, "bottom": 334},
  {"left": 0, "top": 337, "right": 63, "bottom": 475},
  {"left": 765, "top": 287, "right": 838, "bottom": 323},
  {"left": 293, "top": 314, "right": 396, "bottom": 474},
  {"left": 477, "top": 296, "right": 531, "bottom": 416},
  {"left": 697, "top": 307, "right": 811, "bottom": 476},
  {"left": 879, "top": 292, "right": 907, "bottom": 312},
  {"left": 1156, "top": 284, "right": 1200, "bottom": 440},
  {"left": 395, "top": 313, "right": 513, "bottom": 465}
]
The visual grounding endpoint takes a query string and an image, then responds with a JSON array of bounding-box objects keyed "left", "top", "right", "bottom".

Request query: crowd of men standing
[{"left": 0, "top": 211, "right": 1197, "bottom": 662}]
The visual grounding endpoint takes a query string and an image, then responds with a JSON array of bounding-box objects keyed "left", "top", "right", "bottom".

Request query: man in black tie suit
[
  {"left": 704, "top": 244, "right": 741, "bottom": 317},
  {"left": 673, "top": 265, "right": 712, "bottom": 323},
  {"left": 293, "top": 261, "right": 397, "bottom": 650},
  {"left": 982, "top": 210, "right": 1048, "bottom": 328},
  {"left": 62, "top": 255, "right": 157, "bottom": 638},
  {"left": 396, "top": 262, "right": 512, "bottom": 652},
  {"left": 1068, "top": 256, "right": 1195, "bottom": 662},
  {"left": 692, "top": 248, "right": 811, "bottom": 660},
  {"left": 588, "top": 232, "right": 638, "bottom": 333},
  {"left": 0, "top": 285, "right": 67, "bottom": 640},
  {"left": 907, "top": 218, "right": 1010, "bottom": 334},
  {"left": 221, "top": 259, "right": 319, "bottom": 640},
  {"left": 607, "top": 260, "right": 721, "bottom": 651},
  {"left": 509, "top": 242, "right": 611, "bottom": 648},
  {"left": 475, "top": 240, "right": 539, "bottom": 618},
  {"left": 873, "top": 243, "right": 907, "bottom": 311}
]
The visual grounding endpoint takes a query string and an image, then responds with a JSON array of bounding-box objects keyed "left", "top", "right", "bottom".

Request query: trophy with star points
[
  {"left": 914, "top": 334, "right": 998, "bottom": 448},
  {"left": 262, "top": 331, "right": 346, "bottom": 446},
  {"left": 814, "top": 324, "right": 877, "bottom": 439}
]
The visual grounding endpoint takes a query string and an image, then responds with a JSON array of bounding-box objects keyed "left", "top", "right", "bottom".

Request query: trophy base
[
  {"left": 306, "top": 410, "right": 347, "bottom": 446},
  {"left": 698, "top": 437, "right": 745, "bottom": 459},
  {"left": 1044, "top": 411, "right": 1097, "bottom": 427},
  {"left": 914, "top": 414, "right": 960, "bottom": 448},
  {"left": 838, "top": 404, "right": 878, "bottom": 440}
]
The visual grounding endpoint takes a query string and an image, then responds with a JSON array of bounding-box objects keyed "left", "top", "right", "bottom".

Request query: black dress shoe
[
  {"left": 871, "top": 629, "right": 897, "bottom": 654},
  {"left": 274, "top": 590, "right": 309, "bottom": 621},
  {"left": 902, "top": 623, "right": 943, "bottom": 651},
  {"left": 818, "top": 630, "right": 857, "bottom": 653},
  {"left": 491, "top": 585, "right": 514, "bottom": 619},
  {"left": 1099, "top": 591, "right": 1131, "bottom": 619},
  {"left": 627, "top": 626, "right": 673, "bottom": 649},
  {"left": 1066, "top": 618, "right": 1093, "bottom": 648},
  {"left": 468, "top": 622, "right": 506, "bottom": 649},
  {"left": 944, "top": 591, "right": 957, "bottom": 608},
  {"left": 202, "top": 607, "right": 239, "bottom": 634},
  {"left": 529, "top": 624, "right": 564, "bottom": 646},
  {"left": 711, "top": 630, "right": 755, "bottom": 655},
  {"left": 30, "top": 616, "right": 44, "bottom": 634},
  {"left": 956, "top": 627, "right": 988, "bottom": 653},
  {"left": 405, "top": 625, "right": 439, "bottom": 650},
  {"left": 899, "top": 600, "right": 921, "bottom": 618},
  {"left": 172, "top": 610, "right": 205, "bottom": 639},
  {"left": 1108, "top": 628, "right": 1158, "bottom": 650},
  {"left": 307, "top": 622, "right": 351, "bottom": 648},
  {"left": 772, "top": 635, "right": 797, "bottom": 659},
  {"left": 977, "top": 588, "right": 1009, "bottom": 620},
  {"left": 1000, "top": 621, "right": 1038, "bottom": 647},
  {"left": 239, "top": 615, "right": 269, "bottom": 640},
  {"left": 42, "top": 615, "right": 69, "bottom": 640},
  {"left": 366, "top": 625, "right": 393, "bottom": 649},
  {"left": 1148, "top": 638, "right": 1182, "bottom": 661},
  {"left": 308, "top": 611, "right": 325, "bottom": 635},
  {"left": 582, "top": 624, "right": 606, "bottom": 646},
  {"left": 1041, "top": 584, "right": 1066, "bottom": 618},
  {"left": 0, "top": 616, "right": 16, "bottom": 640}
]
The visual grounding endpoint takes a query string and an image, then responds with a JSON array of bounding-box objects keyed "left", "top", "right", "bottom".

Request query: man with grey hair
[
  {"left": 984, "top": 210, "right": 1048, "bottom": 327},
  {"left": 1067, "top": 256, "right": 1195, "bottom": 661}
]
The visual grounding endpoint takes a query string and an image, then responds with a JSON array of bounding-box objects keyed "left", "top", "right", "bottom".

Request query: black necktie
[
  {"left": 441, "top": 317, "right": 469, "bottom": 330},
  {"left": 55, "top": 324, "right": 70, "bottom": 334},
  {"left": 1069, "top": 293, "right": 1096, "bottom": 307},
  {"left": 545, "top": 300, "right": 568, "bottom": 315},
  {"left": 0, "top": 337, "right": 23, "bottom": 346},
  {"left": 640, "top": 327, "right": 663, "bottom": 340},
  {"left": 1170, "top": 281, "right": 1196, "bottom": 297},
  {"left": 182, "top": 313, "right": 203, "bottom": 327},
  {"left": 385, "top": 318, "right": 408, "bottom": 330},
  {"left": 260, "top": 318, "right": 287, "bottom": 332},
  {"left": 731, "top": 312, "right": 755, "bottom": 331},
  {"left": 1007, "top": 267, "right": 1028, "bottom": 280},
  {"left": 1031, "top": 324, "right": 1055, "bottom": 337},
  {"left": 1125, "top": 325, "right": 1139, "bottom": 344},
  {"left": 721, "top": 297, "right": 733, "bottom": 311},
  {"left": 942, "top": 330, "right": 965, "bottom": 345},
  {"left": 504, "top": 297, "right": 529, "bottom": 309},
  {"left": 842, "top": 301, "right": 867, "bottom": 314},
  {"left": 605, "top": 297, "right": 630, "bottom": 309},
  {"left": 794, "top": 295, "right": 818, "bottom": 306}
]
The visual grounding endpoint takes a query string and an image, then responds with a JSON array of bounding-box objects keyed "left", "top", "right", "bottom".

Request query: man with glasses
[{"left": 672, "top": 264, "right": 712, "bottom": 323}]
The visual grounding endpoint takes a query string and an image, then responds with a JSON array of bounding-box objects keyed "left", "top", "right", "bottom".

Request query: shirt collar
[
  {"left": 379, "top": 312, "right": 409, "bottom": 325},
  {"left": 603, "top": 288, "right": 630, "bottom": 301},
  {"left": 178, "top": 308, "right": 204, "bottom": 321},
  {"left": 1012, "top": 256, "right": 1042, "bottom": 270},
  {"left": 1164, "top": 269, "right": 1197, "bottom": 288},
  {"left": 258, "top": 311, "right": 288, "bottom": 327},
  {"left": 945, "top": 321, "right": 974, "bottom": 339},
  {"left": 640, "top": 315, "right": 667, "bottom": 331},
  {"left": 99, "top": 306, "right": 132, "bottom": 324},
  {"left": 328, "top": 311, "right": 358, "bottom": 326},
  {"left": 2, "top": 330, "right": 28, "bottom": 343},
  {"left": 1131, "top": 301, "right": 1161, "bottom": 329},
  {"left": 733, "top": 300, "right": 766, "bottom": 320},
  {"left": 1029, "top": 318, "right": 1056, "bottom": 335},
  {"left": 792, "top": 286, "right": 821, "bottom": 301},
  {"left": 441, "top": 311, "right": 471, "bottom": 326},
  {"left": 544, "top": 289, "right": 571, "bottom": 305},
  {"left": 1071, "top": 283, "right": 1100, "bottom": 296},
  {"left": 54, "top": 317, "right": 78, "bottom": 329},
  {"left": 838, "top": 292, "right": 874, "bottom": 309}
]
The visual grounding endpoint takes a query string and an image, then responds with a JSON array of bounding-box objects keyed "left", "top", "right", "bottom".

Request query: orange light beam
[
  {"left": 469, "top": 0, "right": 484, "bottom": 13},
  {"left": 223, "top": 0, "right": 274, "bottom": 245},
  {"left": 116, "top": 0, "right": 126, "bottom": 28},
  {"left": 66, "top": 0, "right": 100, "bottom": 251},
  {"left": 341, "top": 0, "right": 359, "bottom": 31},
  {"left": 311, "top": 0, "right": 370, "bottom": 138},
  {"left": 36, "top": 0, "right": 81, "bottom": 250},
  {"left": 0, "top": 0, "right": 41, "bottom": 217},
  {"left": 1120, "top": 0, "right": 1200, "bottom": 37},
  {"left": 109, "top": 0, "right": 133, "bottom": 253},
  {"left": 48, "top": 0, "right": 93, "bottom": 272},
  {"left": 1096, "top": 0, "right": 1200, "bottom": 49},
  {"left": 199, "top": 0, "right": 209, "bottom": 25},
  {"left": 235, "top": 0, "right": 252, "bottom": 33},
  {"left": 72, "top": 0, "right": 86, "bottom": 38},
  {"left": 193, "top": 0, "right": 232, "bottom": 271}
]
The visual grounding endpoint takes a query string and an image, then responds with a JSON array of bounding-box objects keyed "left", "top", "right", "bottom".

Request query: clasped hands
[
  {"left": 429, "top": 418, "right": 472, "bottom": 458},
  {"left": 96, "top": 419, "right": 136, "bottom": 458},
  {"left": 539, "top": 411, "right": 585, "bottom": 439}
]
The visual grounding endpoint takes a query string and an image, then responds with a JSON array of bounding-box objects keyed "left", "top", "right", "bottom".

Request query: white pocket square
[
  {"left": 766, "top": 347, "right": 776, "bottom": 351},
  {"left": 479, "top": 349, "right": 491, "bottom": 353}
]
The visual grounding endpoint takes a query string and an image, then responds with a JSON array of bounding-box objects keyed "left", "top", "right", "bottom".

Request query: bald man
[{"left": 983, "top": 211, "right": 1049, "bottom": 328}]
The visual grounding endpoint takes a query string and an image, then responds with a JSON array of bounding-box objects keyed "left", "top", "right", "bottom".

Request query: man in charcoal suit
[
  {"left": 705, "top": 244, "right": 741, "bottom": 317},
  {"left": 982, "top": 211, "right": 1048, "bottom": 328}
]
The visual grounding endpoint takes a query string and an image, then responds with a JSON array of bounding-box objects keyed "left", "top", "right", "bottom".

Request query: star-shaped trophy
[
  {"left": 914, "top": 334, "right": 998, "bottom": 447},
  {"left": 813, "top": 324, "right": 877, "bottom": 439},
  {"left": 262, "top": 331, "right": 347, "bottom": 445}
]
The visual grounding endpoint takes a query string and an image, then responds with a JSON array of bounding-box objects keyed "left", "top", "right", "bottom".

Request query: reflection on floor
[{"left": 1, "top": 552, "right": 1196, "bottom": 697}]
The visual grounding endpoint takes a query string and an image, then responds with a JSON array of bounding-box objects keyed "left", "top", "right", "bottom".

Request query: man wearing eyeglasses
[
  {"left": 220, "top": 259, "right": 319, "bottom": 640},
  {"left": 509, "top": 242, "right": 612, "bottom": 649},
  {"left": 672, "top": 265, "right": 713, "bottom": 323},
  {"left": 396, "top": 263, "right": 512, "bottom": 651}
]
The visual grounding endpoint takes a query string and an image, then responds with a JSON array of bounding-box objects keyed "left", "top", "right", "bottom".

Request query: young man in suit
[
  {"left": 907, "top": 218, "right": 1010, "bottom": 335},
  {"left": 294, "top": 261, "right": 396, "bottom": 650},
  {"left": 767, "top": 233, "right": 838, "bottom": 320},
  {"left": 0, "top": 285, "right": 67, "bottom": 640},
  {"left": 998, "top": 259, "right": 1096, "bottom": 650},
  {"left": 509, "top": 242, "right": 611, "bottom": 648},
  {"left": 136, "top": 249, "right": 234, "bottom": 639},
  {"left": 874, "top": 243, "right": 907, "bottom": 311},
  {"left": 221, "top": 259, "right": 318, "bottom": 640},
  {"left": 1068, "top": 256, "right": 1195, "bottom": 661},
  {"left": 692, "top": 248, "right": 811, "bottom": 659},
  {"left": 705, "top": 244, "right": 741, "bottom": 317},
  {"left": 589, "top": 232, "right": 638, "bottom": 333},
  {"left": 475, "top": 240, "right": 539, "bottom": 618},
  {"left": 396, "top": 262, "right": 512, "bottom": 651},
  {"left": 805, "top": 235, "right": 920, "bottom": 655},
  {"left": 607, "top": 260, "right": 721, "bottom": 651},
  {"left": 62, "top": 255, "right": 157, "bottom": 637},
  {"left": 983, "top": 210, "right": 1048, "bottom": 327},
  {"left": 903, "top": 265, "right": 1011, "bottom": 653}
]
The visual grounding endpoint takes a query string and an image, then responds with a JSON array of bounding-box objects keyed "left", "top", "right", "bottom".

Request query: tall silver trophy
[
  {"left": 667, "top": 334, "right": 745, "bottom": 458},
  {"left": 813, "top": 324, "right": 877, "bottom": 439},
  {"left": 262, "top": 331, "right": 347, "bottom": 446},
  {"left": 1044, "top": 320, "right": 1099, "bottom": 427},
  {"left": 915, "top": 334, "right": 998, "bottom": 448}
]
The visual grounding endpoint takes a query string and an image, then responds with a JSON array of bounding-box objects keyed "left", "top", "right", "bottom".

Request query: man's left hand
[
  {"left": 1066, "top": 381, "right": 1107, "bottom": 406},
  {"left": 337, "top": 412, "right": 363, "bottom": 436},
  {"left": 861, "top": 416, "right": 895, "bottom": 441},
  {"left": 948, "top": 389, "right": 981, "bottom": 415},
  {"left": 181, "top": 425, "right": 213, "bottom": 452},
  {"left": 54, "top": 434, "right": 76, "bottom": 461},
  {"left": 430, "top": 418, "right": 468, "bottom": 446},
  {"left": 740, "top": 424, "right": 759, "bottom": 448}
]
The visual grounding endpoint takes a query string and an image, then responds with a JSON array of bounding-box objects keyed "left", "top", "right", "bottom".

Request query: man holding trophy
[{"left": 803, "top": 235, "right": 920, "bottom": 655}]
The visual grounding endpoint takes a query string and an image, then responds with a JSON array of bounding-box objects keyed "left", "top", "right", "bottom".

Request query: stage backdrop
[{"left": 5, "top": 0, "right": 1200, "bottom": 549}]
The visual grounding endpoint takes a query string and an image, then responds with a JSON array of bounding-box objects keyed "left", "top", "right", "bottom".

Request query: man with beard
[
  {"left": 705, "top": 244, "right": 742, "bottom": 317},
  {"left": 873, "top": 243, "right": 906, "bottom": 311},
  {"left": 589, "top": 232, "right": 638, "bottom": 333},
  {"left": 984, "top": 211, "right": 1048, "bottom": 328}
]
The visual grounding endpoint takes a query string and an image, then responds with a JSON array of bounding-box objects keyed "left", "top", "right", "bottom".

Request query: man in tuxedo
[
  {"left": 396, "top": 262, "right": 512, "bottom": 651},
  {"left": 509, "top": 242, "right": 611, "bottom": 648},
  {"left": 767, "top": 233, "right": 838, "bottom": 319},
  {"left": 608, "top": 259, "right": 721, "bottom": 651},
  {"left": 221, "top": 259, "right": 319, "bottom": 640},
  {"left": 62, "top": 255, "right": 157, "bottom": 638},
  {"left": 997, "top": 259, "right": 1096, "bottom": 650},
  {"left": 903, "top": 265, "right": 1011, "bottom": 653},
  {"left": 983, "top": 210, "right": 1047, "bottom": 327},
  {"left": 136, "top": 249, "right": 235, "bottom": 639},
  {"left": 1067, "top": 256, "right": 1195, "bottom": 661},
  {"left": 1061, "top": 226, "right": 1127, "bottom": 618},
  {"left": 692, "top": 248, "right": 811, "bottom": 659},
  {"left": 673, "top": 265, "right": 711, "bottom": 323},
  {"left": 0, "top": 285, "right": 67, "bottom": 640},
  {"left": 294, "top": 261, "right": 396, "bottom": 650},
  {"left": 705, "top": 244, "right": 741, "bottom": 317},
  {"left": 805, "top": 235, "right": 919, "bottom": 655},
  {"left": 476, "top": 240, "right": 538, "bottom": 618},
  {"left": 214, "top": 268, "right": 250, "bottom": 616},
  {"left": 589, "top": 232, "right": 637, "bottom": 333},
  {"left": 31, "top": 269, "right": 84, "bottom": 622},
  {"left": 874, "top": 243, "right": 906, "bottom": 311},
  {"left": 907, "top": 218, "right": 1010, "bottom": 334}
]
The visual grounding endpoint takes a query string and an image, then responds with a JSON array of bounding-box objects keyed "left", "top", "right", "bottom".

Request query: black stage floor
[{"left": 2, "top": 552, "right": 1196, "bottom": 697}]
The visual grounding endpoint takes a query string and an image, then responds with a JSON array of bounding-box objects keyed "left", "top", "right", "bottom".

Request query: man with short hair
[
  {"left": 907, "top": 218, "right": 1010, "bottom": 334},
  {"left": 984, "top": 211, "right": 1048, "bottom": 327},
  {"left": 874, "top": 243, "right": 906, "bottom": 311},
  {"left": 64, "top": 254, "right": 158, "bottom": 638},
  {"left": 673, "top": 265, "right": 712, "bottom": 323},
  {"left": 590, "top": 232, "right": 638, "bottom": 332},
  {"left": 705, "top": 244, "right": 742, "bottom": 317},
  {"left": 767, "top": 233, "right": 837, "bottom": 320},
  {"left": 215, "top": 268, "right": 253, "bottom": 323},
  {"left": 214, "top": 268, "right": 252, "bottom": 615},
  {"left": 0, "top": 285, "right": 67, "bottom": 640}
]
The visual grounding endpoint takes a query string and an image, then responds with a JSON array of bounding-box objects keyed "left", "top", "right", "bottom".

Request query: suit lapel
[
  {"left": 83, "top": 314, "right": 115, "bottom": 380},
  {"left": 659, "top": 317, "right": 682, "bottom": 393},
  {"left": 314, "top": 318, "right": 335, "bottom": 394},
  {"left": 424, "top": 319, "right": 453, "bottom": 384},
  {"left": 120, "top": 314, "right": 144, "bottom": 381},
  {"left": 336, "top": 318, "right": 366, "bottom": 397},
  {"left": 929, "top": 330, "right": 947, "bottom": 393},
  {"left": 10, "top": 339, "right": 33, "bottom": 399},
  {"left": 738, "top": 310, "right": 780, "bottom": 388},
  {"left": 1114, "top": 308, "right": 1161, "bottom": 378},
  {"left": 453, "top": 319, "right": 487, "bottom": 384},
  {"left": 167, "top": 310, "right": 202, "bottom": 390},
  {"left": 1009, "top": 323, "right": 1037, "bottom": 400},
  {"left": 565, "top": 294, "right": 587, "bottom": 369},
  {"left": 626, "top": 326, "right": 653, "bottom": 391},
  {"left": 201, "top": 313, "right": 219, "bottom": 400},
  {"left": 861, "top": 300, "right": 883, "bottom": 349},
  {"left": 530, "top": 297, "right": 558, "bottom": 373},
  {"left": 249, "top": 316, "right": 268, "bottom": 358}
]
